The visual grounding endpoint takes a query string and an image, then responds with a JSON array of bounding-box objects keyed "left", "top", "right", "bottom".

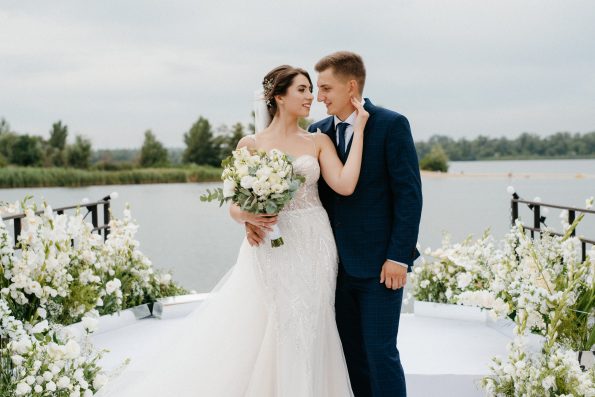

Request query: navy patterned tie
[{"left": 336, "top": 122, "right": 348, "bottom": 161}]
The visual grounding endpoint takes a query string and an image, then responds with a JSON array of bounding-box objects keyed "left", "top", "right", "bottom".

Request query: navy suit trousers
[{"left": 335, "top": 266, "right": 406, "bottom": 397}]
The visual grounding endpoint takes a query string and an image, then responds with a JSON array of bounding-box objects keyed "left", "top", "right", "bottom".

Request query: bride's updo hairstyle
[{"left": 262, "top": 65, "right": 313, "bottom": 118}]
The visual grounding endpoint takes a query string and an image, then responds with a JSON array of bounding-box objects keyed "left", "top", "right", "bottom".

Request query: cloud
[{"left": 1, "top": 0, "right": 594, "bottom": 148}]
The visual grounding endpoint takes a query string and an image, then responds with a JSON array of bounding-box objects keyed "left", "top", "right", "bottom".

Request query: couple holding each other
[{"left": 101, "top": 51, "right": 422, "bottom": 397}]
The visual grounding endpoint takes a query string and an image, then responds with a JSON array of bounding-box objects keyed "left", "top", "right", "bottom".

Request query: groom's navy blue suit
[{"left": 309, "top": 98, "right": 422, "bottom": 397}]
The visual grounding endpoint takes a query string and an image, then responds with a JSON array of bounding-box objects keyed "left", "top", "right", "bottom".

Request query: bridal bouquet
[{"left": 200, "top": 147, "right": 305, "bottom": 247}]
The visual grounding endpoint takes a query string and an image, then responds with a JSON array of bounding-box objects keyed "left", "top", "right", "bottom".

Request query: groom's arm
[{"left": 385, "top": 114, "right": 423, "bottom": 270}]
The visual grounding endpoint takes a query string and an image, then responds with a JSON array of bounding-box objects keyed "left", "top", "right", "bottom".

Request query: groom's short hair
[{"left": 315, "top": 51, "right": 366, "bottom": 94}]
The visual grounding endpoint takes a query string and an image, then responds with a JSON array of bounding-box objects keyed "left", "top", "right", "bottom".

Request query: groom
[
  {"left": 246, "top": 51, "right": 422, "bottom": 397},
  {"left": 310, "top": 51, "right": 422, "bottom": 397}
]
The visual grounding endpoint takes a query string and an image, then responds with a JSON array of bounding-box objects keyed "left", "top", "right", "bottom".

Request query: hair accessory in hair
[{"left": 263, "top": 78, "right": 274, "bottom": 107}]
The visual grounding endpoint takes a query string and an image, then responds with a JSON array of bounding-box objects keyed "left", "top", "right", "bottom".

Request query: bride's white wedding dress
[{"left": 98, "top": 154, "right": 354, "bottom": 396}]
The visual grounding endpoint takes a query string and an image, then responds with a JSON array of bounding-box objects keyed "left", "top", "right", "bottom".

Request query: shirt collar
[{"left": 334, "top": 98, "right": 365, "bottom": 127}]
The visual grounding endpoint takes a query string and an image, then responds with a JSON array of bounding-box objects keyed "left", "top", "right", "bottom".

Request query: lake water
[{"left": 1, "top": 159, "right": 594, "bottom": 292}]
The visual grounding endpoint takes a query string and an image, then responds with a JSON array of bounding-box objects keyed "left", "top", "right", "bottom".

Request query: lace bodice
[{"left": 283, "top": 155, "right": 323, "bottom": 212}]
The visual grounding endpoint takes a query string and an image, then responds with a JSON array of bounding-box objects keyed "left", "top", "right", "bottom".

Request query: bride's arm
[{"left": 317, "top": 98, "right": 369, "bottom": 196}]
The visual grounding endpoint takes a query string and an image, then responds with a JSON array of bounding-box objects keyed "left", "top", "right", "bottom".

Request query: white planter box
[
  {"left": 414, "top": 300, "right": 488, "bottom": 323},
  {"left": 66, "top": 303, "right": 151, "bottom": 337},
  {"left": 152, "top": 293, "right": 210, "bottom": 319},
  {"left": 578, "top": 351, "right": 595, "bottom": 370}
]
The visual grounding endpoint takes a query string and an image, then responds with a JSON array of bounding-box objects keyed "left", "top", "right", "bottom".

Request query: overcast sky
[{"left": 1, "top": 1, "right": 594, "bottom": 148}]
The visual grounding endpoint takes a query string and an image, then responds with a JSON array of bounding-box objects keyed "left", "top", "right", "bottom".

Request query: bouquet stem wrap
[{"left": 267, "top": 224, "right": 283, "bottom": 247}]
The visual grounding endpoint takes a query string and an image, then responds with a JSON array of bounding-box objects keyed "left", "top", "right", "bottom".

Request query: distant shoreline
[
  {"left": 0, "top": 166, "right": 221, "bottom": 189},
  {"left": 1, "top": 163, "right": 594, "bottom": 189},
  {"left": 421, "top": 170, "right": 595, "bottom": 179}
]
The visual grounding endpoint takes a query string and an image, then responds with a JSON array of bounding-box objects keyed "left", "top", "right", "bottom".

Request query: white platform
[{"left": 88, "top": 301, "right": 509, "bottom": 397}]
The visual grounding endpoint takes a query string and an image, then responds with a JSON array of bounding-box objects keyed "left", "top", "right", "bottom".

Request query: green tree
[
  {"left": 139, "top": 130, "right": 169, "bottom": 167},
  {"left": 46, "top": 121, "right": 69, "bottom": 166},
  {"left": 10, "top": 135, "right": 43, "bottom": 166},
  {"left": 420, "top": 144, "right": 449, "bottom": 172},
  {"left": 0, "top": 119, "right": 17, "bottom": 165},
  {"left": 67, "top": 135, "right": 92, "bottom": 168},
  {"left": 227, "top": 122, "right": 246, "bottom": 152},
  {"left": 183, "top": 116, "right": 218, "bottom": 166},
  {"left": 0, "top": 118, "right": 10, "bottom": 135},
  {"left": 48, "top": 121, "right": 68, "bottom": 150}
]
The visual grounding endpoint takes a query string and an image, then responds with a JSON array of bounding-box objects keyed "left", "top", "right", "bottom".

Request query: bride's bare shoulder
[{"left": 236, "top": 135, "right": 257, "bottom": 150}]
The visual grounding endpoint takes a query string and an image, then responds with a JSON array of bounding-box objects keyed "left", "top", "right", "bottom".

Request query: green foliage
[
  {"left": 66, "top": 135, "right": 92, "bottom": 168},
  {"left": 48, "top": 120, "right": 68, "bottom": 150},
  {"left": 0, "top": 166, "right": 221, "bottom": 188},
  {"left": 419, "top": 144, "right": 449, "bottom": 172},
  {"left": 10, "top": 134, "right": 43, "bottom": 166},
  {"left": 139, "top": 130, "right": 169, "bottom": 167},
  {"left": 45, "top": 121, "right": 69, "bottom": 167},
  {"left": 0, "top": 118, "right": 10, "bottom": 134},
  {"left": 415, "top": 131, "right": 595, "bottom": 161},
  {"left": 183, "top": 116, "right": 219, "bottom": 166}
]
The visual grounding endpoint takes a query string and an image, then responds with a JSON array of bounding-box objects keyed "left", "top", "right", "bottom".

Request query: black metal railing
[
  {"left": 511, "top": 192, "right": 595, "bottom": 261},
  {"left": 1, "top": 194, "right": 114, "bottom": 249}
]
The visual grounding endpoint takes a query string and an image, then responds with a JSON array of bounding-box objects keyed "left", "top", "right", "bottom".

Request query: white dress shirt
[{"left": 333, "top": 102, "right": 409, "bottom": 270}]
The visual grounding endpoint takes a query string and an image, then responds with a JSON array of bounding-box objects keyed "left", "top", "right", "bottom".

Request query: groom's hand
[
  {"left": 245, "top": 223, "right": 266, "bottom": 247},
  {"left": 380, "top": 261, "right": 407, "bottom": 290}
]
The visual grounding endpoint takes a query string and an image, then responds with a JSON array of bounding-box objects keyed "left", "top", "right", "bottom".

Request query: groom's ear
[{"left": 348, "top": 79, "right": 359, "bottom": 96}]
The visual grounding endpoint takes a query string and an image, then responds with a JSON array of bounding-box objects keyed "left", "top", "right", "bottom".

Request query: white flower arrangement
[
  {"left": 200, "top": 146, "right": 305, "bottom": 247},
  {"left": 413, "top": 197, "right": 595, "bottom": 396},
  {"left": 1, "top": 298, "right": 107, "bottom": 396},
  {"left": 411, "top": 230, "right": 501, "bottom": 312},
  {"left": 1, "top": 198, "right": 187, "bottom": 396}
]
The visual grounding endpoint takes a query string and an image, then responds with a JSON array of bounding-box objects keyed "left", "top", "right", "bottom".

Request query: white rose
[
  {"left": 36, "top": 307, "right": 47, "bottom": 319},
  {"left": 106, "top": 279, "right": 121, "bottom": 294},
  {"left": 11, "top": 355, "right": 24, "bottom": 366},
  {"left": 93, "top": 374, "right": 108, "bottom": 389},
  {"left": 47, "top": 343, "right": 65, "bottom": 360},
  {"left": 271, "top": 184, "right": 284, "bottom": 194},
  {"left": 159, "top": 273, "right": 172, "bottom": 285},
  {"left": 46, "top": 381, "right": 57, "bottom": 391},
  {"left": 268, "top": 173, "right": 281, "bottom": 185},
  {"left": 82, "top": 316, "right": 99, "bottom": 333},
  {"left": 11, "top": 338, "right": 32, "bottom": 354},
  {"left": 57, "top": 376, "right": 70, "bottom": 389},
  {"left": 222, "top": 179, "right": 236, "bottom": 198},
  {"left": 256, "top": 166, "right": 272, "bottom": 179},
  {"left": 456, "top": 273, "right": 472, "bottom": 289},
  {"left": 31, "top": 320, "right": 49, "bottom": 334},
  {"left": 240, "top": 175, "right": 257, "bottom": 189},
  {"left": 15, "top": 382, "right": 31, "bottom": 396},
  {"left": 236, "top": 165, "right": 249, "bottom": 177}
]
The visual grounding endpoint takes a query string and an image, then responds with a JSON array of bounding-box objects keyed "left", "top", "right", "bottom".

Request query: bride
[{"left": 98, "top": 65, "right": 368, "bottom": 397}]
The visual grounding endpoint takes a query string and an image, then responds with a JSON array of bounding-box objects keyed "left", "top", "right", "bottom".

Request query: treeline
[
  {"left": 0, "top": 116, "right": 249, "bottom": 170},
  {"left": 416, "top": 132, "right": 595, "bottom": 161},
  {"left": 1, "top": 116, "right": 593, "bottom": 175},
  {"left": 0, "top": 119, "right": 92, "bottom": 168}
]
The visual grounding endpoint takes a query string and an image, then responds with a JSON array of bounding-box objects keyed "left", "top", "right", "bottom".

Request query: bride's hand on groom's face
[{"left": 351, "top": 97, "right": 369, "bottom": 133}]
